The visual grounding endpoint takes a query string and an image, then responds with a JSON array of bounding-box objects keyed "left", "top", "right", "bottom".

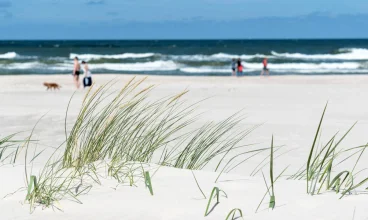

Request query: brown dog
[{"left": 43, "top": 82, "right": 61, "bottom": 90}]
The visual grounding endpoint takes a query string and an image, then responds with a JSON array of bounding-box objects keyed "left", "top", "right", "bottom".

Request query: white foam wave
[
  {"left": 0, "top": 62, "right": 46, "bottom": 69},
  {"left": 180, "top": 67, "right": 231, "bottom": 73},
  {"left": 244, "top": 62, "right": 361, "bottom": 70},
  {"left": 51, "top": 61, "right": 178, "bottom": 71},
  {"left": 90, "top": 61, "right": 177, "bottom": 71},
  {"left": 1, "top": 61, "right": 367, "bottom": 75},
  {"left": 70, "top": 53, "right": 156, "bottom": 60},
  {"left": 171, "top": 53, "right": 266, "bottom": 61},
  {"left": 0, "top": 52, "right": 18, "bottom": 59},
  {"left": 172, "top": 49, "right": 368, "bottom": 61},
  {"left": 180, "top": 67, "right": 252, "bottom": 73},
  {"left": 0, "top": 52, "right": 38, "bottom": 59},
  {"left": 273, "top": 69, "right": 368, "bottom": 74},
  {"left": 0, "top": 61, "right": 177, "bottom": 72},
  {"left": 181, "top": 62, "right": 365, "bottom": 74},
  {"left": 272, "top": 48, "right": 368, "bottom": 60}
]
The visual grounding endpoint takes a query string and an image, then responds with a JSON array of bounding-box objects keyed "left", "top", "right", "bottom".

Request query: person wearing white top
[{"left": 82, "top": 61, "right": 92, "bottom": 88}]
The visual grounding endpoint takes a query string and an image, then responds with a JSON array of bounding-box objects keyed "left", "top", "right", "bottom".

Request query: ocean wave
[
  {"left": 273, "top": 69, "right": 368, "bottom": 74},
  {"left": 272, "top": 48, "right": 368, "bottom": 60},
  {"left": 0, "top": 52, "right": 18, "bottom": 59},
  {"left": 3, "top": 48, "right": 368, "bottom": 63},
  {"left": 0, "top": 60, "right": 178, "bottom": 72},
  {"left": 180, "top": 62, "right": 364, "bottom": 74},
  {"left": 170, "top": 53, "right": 266, "bottom": 61},
  {"left": 0, "top": 52, "right": 38, "bottom": 60},
  {"left": 180, "top": 67, "right": 253, "bottom": 73},
  {"left": 180, "top": 67, "right": 232, "bottom": 73},
  {"left": 70, "top": 53, "right": 156, "bottom": 60},
  {"left": 1, "top": 61, "right": 366, "bottom": 74},
  {"left": 0, "top": 62, "right": 46, "bottom": 69},
  {"left": 51, "top": 60, "right": 178, "bottom": 71},
  {"left": 244, "top": 62, "right": 361, "bottom": 70}
]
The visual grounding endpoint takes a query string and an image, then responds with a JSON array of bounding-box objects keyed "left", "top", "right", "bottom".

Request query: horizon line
[{"left": 1, "top": 38, "right": 368, "bottom": 41}]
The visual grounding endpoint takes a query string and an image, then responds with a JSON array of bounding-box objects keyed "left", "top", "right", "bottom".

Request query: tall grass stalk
[
  {"left": 269, "top": 135, "right": 275, "bottom": 209},
  {"left": 306, "top": 103, "right": 327, "bottom": 193},
  {"left": 191, "top": 171, "right": 206, "bottom": 199},
  {"left": 256, "top": 166, "right": 288, "bottom": 213}
]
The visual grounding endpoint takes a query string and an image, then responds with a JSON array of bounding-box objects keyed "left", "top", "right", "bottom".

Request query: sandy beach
[{"left": 1, "top": 74, "right": 368, "bottom": 220}]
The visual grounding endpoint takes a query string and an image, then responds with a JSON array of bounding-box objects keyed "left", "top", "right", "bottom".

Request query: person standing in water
[
  {"left": 261, "top": 57, "right": 270, "bottom": 76},
  {"left": 231, "top": 58, "right": 237, "bottom": 76},
  {"left": 82, "top": 61, "right": 93, "bottom": 88},
  {"left": 73, "top": 57, "right": 81, "bottom": 89},
  {"left": 237, "top": 58, "right": 243, "bottom": 76}
]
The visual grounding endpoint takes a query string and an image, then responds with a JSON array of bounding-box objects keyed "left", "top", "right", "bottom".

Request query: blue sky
[{"left": 0, "top": 0, "right": 368, "bottom": 39}]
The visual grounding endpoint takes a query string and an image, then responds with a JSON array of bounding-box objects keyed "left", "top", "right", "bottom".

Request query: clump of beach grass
[
  {"left": 63, "top": 78, "right": 197, "bottom": 170},
  {"left": 62, "top": 78, "right": 261, "bottom": 178},
  {"left": 290, "top": 103, "right": 368, "bottom": 198},
  {"left": 22, "top": 77, "right": 261, "bottom": 210},
  {"left": 23, "top": 133, "right": 94, "bottom": 212}
]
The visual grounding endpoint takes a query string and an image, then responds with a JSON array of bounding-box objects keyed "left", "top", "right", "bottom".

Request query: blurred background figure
[
  {"left": 261, "top": 57, "right": 270, "bottom": 76},
  {"left": 237, "top": 58, "right": 243, "bottom": 76},
  {"left": 73, "top": 57, "right": 81, "bottom": 89},
  {"left": 82, "top": 61, "right": 93, "bottom": 88},
  {"left": 231, "top": 58, "right": 237, "bottom": 76}
]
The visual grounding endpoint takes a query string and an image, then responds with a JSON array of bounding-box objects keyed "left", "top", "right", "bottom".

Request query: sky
[{"left": 0, "top": 0, "right": 368, "bottom": 39}]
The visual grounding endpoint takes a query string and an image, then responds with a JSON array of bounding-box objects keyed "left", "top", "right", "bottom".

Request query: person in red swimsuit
[
  {"left": 261, "top": 57, "right": 270, "bottom": 76},
  {"left": 237, "top": 58, "right": 243, "bottom": 76}
]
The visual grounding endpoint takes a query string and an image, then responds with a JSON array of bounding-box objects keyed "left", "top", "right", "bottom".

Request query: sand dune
[{"left": 0, "top": 74, "right": 368, "bottom": 219}]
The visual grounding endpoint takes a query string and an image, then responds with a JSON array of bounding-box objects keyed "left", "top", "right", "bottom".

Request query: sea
[{"left": 1, "top": 39, "right": 368, "bottom": 76}]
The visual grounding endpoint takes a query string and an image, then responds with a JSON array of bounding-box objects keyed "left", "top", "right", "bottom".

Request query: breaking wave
[{"left": 69, "top": 53, "right": 156, "bottom": 60}]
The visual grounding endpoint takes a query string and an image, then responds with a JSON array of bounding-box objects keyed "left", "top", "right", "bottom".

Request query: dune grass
[
  {"left": 62, "top": 77, "right": 261, "bottom": 173},
  {"left": 15, "top": 78, "right": 368, "bottom": 215},
  {"left": 290, "top": 104, "right": 368, "bottom": 198},
  {"left": 21, "top": 77, "right": 261, "bottom": 210},
  {"left": 0, "top": 133, "right": 22, "bottom": 164}
]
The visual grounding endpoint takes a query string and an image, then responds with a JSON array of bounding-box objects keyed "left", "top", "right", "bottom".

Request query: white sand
[{"left": 0, "top": 74, "right": 368, "bottom": 219}]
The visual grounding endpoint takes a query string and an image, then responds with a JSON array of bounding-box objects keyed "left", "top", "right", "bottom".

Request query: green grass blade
[
  {"left": 269, "top": 135, "right": 275, "bottom": 210},
  {"left": 225, "top": 208, "right": 243, "bottom": 220},
  {"left": 191, "top": 171, "right": 206, "bottom": 199},
  {"left": 307, "top": 103, "right": 328, "bottom": 193},
  {"left": 144, "top": 171, "right": 154, "bottom": 196}
]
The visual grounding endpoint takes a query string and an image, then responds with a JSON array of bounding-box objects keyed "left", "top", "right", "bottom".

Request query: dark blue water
[{"left": 1, "top": 40, "right": 368, "bottom": 76}]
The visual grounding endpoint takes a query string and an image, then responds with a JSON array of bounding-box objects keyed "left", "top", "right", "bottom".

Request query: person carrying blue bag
[{"left": 82, "top": 61, "right": 93, "bottom": 88}]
